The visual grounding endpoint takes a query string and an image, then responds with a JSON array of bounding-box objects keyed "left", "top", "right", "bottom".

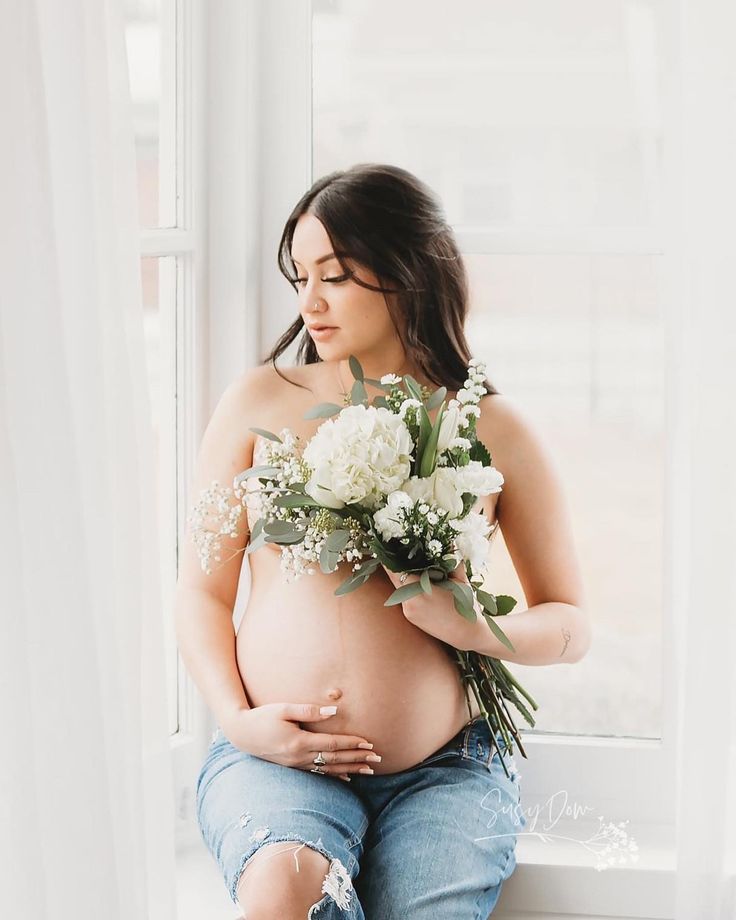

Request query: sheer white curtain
[
  {"left": 0, "top": 2, "right": 176, "bottom": 918},
  {"left": 674, "top": 1, "right": 736, "bottom": 918}
]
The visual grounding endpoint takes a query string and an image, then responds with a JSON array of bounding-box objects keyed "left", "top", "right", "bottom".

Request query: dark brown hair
[{"left": 262, "top": 162, "right": 500, "bottom": 397}]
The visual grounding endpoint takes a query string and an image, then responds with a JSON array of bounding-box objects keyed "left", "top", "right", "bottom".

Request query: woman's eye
[{"left": 294, "top": 274, "right": 349, "bottom": 287}]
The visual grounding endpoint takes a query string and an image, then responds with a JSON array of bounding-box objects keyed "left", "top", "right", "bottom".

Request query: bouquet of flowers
[{"left": 188, "top": 356, "right": 538, "bottom": 774}]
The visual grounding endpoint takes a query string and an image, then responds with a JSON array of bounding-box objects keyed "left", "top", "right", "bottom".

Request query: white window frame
[{"left": 175, "top": 2, "right": 687, "bottom": 912}]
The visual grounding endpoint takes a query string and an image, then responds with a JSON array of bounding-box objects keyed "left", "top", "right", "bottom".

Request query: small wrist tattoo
[{"left": 559, "top": 627, "right": 571, "bottom": 657}]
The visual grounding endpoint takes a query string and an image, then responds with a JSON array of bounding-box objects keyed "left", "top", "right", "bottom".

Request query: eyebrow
[{"left": 291, "top": 251, "right": 341, "bottom": 267}]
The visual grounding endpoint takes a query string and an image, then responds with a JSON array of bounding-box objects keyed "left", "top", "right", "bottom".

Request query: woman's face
[{"left": 291, "top": 213, "right": 404, "bottom": 363}]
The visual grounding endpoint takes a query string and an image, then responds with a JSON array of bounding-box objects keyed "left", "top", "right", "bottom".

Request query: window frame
[{"left": 172, "top": 2, "right": 685, "bottom": 899}]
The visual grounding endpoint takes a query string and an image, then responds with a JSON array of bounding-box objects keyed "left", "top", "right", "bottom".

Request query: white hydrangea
[{"left": 302, "top": 404, "right": 413, "bottom": 510}]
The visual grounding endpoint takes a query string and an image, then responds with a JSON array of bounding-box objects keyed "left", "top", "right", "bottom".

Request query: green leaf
[
  {"left": 348, "top": 354, "right": 364, "bottom": 382},
  {"left": 248, "top": 427, "right": 282, "bottom": 442},
  {"left": 325, "top": 529, "right": 350, "bottom": 552},
  {"left": 482, "top": 611, "right": 516, "bottom": 652},
  {"left": 320, "top": 544, "right": 340, "bottom": 573},
  {"left": 476, "top": 589, "right": 498, "bottom": 614},
  {"left": 351, "top": 379, "right": 368, "bottom": 405},
  {"left": 419, "top": 400, "right": 446, "bottom": 477},
  {"left": 250, "top": 516, "right": 264, "bottom": 541},
  {"left": 469, "top": 439, "right": 492, "bottom": 466},
  {"left": 403, "top": 375, "right": 424, "bottom": 402},
  {"left": 303, "top": 402, "right": 343, "bottom": 419},
  {"left": 263, "top": 519, "right": 298, "bottom": 535},
  {"left": 448, "top": 580, "right": 476, "bottom": 621},
  {"left": 419, "top": 570, "right": 432, "bottom": 594},
  {"left": 263, "top": 531, "right": 305, "bottom": 545},
  {"left": 495, "top": 594, "right": 517, "bottom": 615},
  {"left": 372, "top": 395, "right": 390, "bottom": 409},
  {"left": 245, "top": 531, "right": 267, "bottom": 554},
  {"left": 237, "top": 464, "right": 280, "bottom": 480},
  {"left": 364, "top": 377, "right": 393, "bottom": 392},
  {"left": 425, "top": 386, "right": 447, "bottom": 410},
  {"left": 384, "top": 580, "right": 426, "bottom": 606},
  {"left": 272, "top": 494, "right": 320, "bottom": 509}
]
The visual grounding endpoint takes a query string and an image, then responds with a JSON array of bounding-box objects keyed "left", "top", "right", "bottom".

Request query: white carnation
[
  {"left": 302, "top": 404, "right": 413, "bottom": 510},
  {"left": 373, "top": 491, "right": 414, "bottom": 540},
  {"left": 449, "top": 511, "right": 493, "bottom": 571},
  {"left": 454, "top": 460, "right": 504, "bottom": 496}
]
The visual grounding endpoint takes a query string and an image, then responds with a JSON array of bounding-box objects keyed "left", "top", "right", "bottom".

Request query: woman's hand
[
  {"left": 381, "top": 562, "right": 490, "bottom": 652},
  {"left": 221, "top": 702, "right": 383, "bottom": 782}
]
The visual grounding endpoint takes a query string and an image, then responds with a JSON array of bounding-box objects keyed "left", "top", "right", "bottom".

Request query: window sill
[{"left": 494, "top": 820, "right": 677, "bottom": 919}]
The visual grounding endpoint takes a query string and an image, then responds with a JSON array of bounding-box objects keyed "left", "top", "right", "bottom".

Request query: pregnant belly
[{"left": 235, "top": 554, "right": 480, "bottom": 774}]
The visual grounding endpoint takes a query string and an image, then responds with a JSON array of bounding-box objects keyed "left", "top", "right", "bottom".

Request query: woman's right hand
[{"left": 222, "top": 702, "right": 382, "bottom": 782}]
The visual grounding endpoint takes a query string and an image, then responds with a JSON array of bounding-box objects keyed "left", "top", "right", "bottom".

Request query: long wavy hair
[{"left": 262, "top": 162, "right": 500, "bottom": 397}]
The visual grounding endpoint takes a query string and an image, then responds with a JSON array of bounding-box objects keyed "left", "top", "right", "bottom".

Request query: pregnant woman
[{"left": 175, "top": 163, "right": 590, "bottom": 919}]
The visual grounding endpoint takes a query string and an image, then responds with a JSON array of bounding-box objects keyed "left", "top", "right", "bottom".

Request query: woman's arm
[
  {"left": 174, "top": 366, "right": 276, "bottom": 727},
  {"left": 394, "top": 393, "right": 592, "bottom": 666}
]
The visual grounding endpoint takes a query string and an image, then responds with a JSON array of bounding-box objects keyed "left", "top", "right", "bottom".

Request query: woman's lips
[{"left": 310, "top": 326, "right": 338, "bottom": 339}]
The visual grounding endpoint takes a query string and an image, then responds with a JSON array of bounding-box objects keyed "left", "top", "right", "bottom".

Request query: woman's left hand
[{"left": 381, "top": 562, "right": 489, "bottom": 652}]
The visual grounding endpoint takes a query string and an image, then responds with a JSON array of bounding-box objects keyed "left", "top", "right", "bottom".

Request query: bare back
[{"left": 235, "top": 361, "right": 499, "bottom": 773}]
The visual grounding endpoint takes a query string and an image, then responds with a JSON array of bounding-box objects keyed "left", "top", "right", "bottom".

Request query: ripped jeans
[{"left": 195, "top": 714, "right": 526, "bottom": 919}]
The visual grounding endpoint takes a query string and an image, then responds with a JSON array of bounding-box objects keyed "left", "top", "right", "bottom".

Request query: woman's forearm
[
  {"left": 466, "top": 600, "right": 591, "bottom": 665},
  {"left": 173, "top": 585, "right": 251, "bottom": 726}
]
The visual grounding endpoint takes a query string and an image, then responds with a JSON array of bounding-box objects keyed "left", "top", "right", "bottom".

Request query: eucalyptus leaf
[
  {"left": 351, "top": 379, "right": 368, "bottom": 405},
  {"left": 449, "top": 580, "right": 477, "bottom": 621},
  {"left": 238, "top": 464, "right": 280, "bottom": 480},
  {"left": 248, "top": 427, "right": 282, "bottom": 442},
  {"left": 419, "top": 570, "right": 432, "bottom": 594},
  {"left": 364, "top": 377, "right": 393, "bottom": 392},
  {"left": 263, "top": 519, "right": 299, "bottom": 535},
  {"left": 273, "top": 494, "right": 320, "bottom": 509},
  {"left": 303, "top": 402, "right": 343, "bottom": 419},
  {"left": 325, "top": 529, "right": 350, "bottom": 552},
  {"left": 476, "top": 589, "right": 498, "bottom": 615},
  {"left": 372, "top": 395, "right": 390, "bottom": 409},
  {"left": 348, "top": 354, "right": 364, "bottom": 382},
  {"left": 482, "top": 612, "right": 516, "bottom": 652},
  {"left": 264, "top": 532, "right": 305, "bottom": 545},
  {"left": 320, "top": 545, "right": 340, "bottom": 573},
  {"left": 250, "top": 517, "right": 264, "bottom": 541},
  {"left": 245, "top": 532, "right": 267, "bottom": 554},
  {"left": 384, "top": 581, "right": 426, "bottom": 606}
]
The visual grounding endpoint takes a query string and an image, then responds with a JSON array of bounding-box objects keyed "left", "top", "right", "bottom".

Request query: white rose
[{"left": 302, "top": 404, "right": 413, "bottom": 510}]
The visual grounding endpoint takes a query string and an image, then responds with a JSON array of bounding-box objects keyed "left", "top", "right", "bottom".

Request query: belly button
[{"left": 325, "top": 687, "right": 343, "bottom": 701}]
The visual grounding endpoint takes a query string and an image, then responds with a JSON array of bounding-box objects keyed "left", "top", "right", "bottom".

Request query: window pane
[
  {"left": 465, "top": 253, "right": 664, "bottom": 738},
  {"left": 141, "top": 255, "right": 179, "bottom": 736},
  {"left": 312, "top": 0, "right": 663, "bottom": 229},
  {"left": 124, "top": 0, "right": 177, "bottom": 228}
]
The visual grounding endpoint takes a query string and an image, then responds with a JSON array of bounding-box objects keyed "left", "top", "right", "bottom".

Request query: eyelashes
[{"left": 292, "top": 274, "right": 351, "bottom": 288}]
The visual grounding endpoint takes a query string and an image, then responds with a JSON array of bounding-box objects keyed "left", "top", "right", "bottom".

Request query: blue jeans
[{"left": 196, "top": 713, "right": 526, "bottom": 918}]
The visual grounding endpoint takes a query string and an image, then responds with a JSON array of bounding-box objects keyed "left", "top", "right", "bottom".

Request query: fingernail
[
  {"left": 320, "top": 706, "right": 338, "bottom": 715},
  {"left": 358, "top": 742, "right": 373, "bottom": 749},
  {"left": 366, "top": 753, "right": 382, "bottom": 762},
  {"left": 359, "top": 766, "right": 374, "bottom": 774},
  {"left": 340, "top": 775, "right": 351, "bottom": 782}
]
